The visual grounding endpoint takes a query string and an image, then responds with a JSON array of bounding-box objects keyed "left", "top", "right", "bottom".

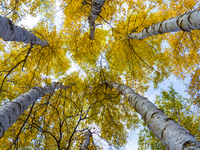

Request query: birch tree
[
  {"left": 102, "top": 81, "right": 200, "bottom": 150},
  {"left": 0, "top": 82, "right": 71, "bottom": 138},
  {"left": 128, "top": 10, "right": 200, "bottom": 40},
  {"left": 88, "top": 0, "right": 106, "bottom": 39},
  {"left": 80, "top": 130, "right": 92, "bottom": 150},
  {"left": 0, "top": 15, "right": 48, "bottom": 46}
]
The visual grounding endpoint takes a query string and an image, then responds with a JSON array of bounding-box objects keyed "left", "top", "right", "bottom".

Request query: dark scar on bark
[{"left": 8, "top": 19, "right": 14, "bottom": 31}]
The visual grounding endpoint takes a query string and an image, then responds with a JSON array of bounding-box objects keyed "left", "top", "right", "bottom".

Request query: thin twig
[
  {"left": 128, "top": 39, "right": 159, "bottom": 73},
  {"left": 22, "top": 43, "right": 34, "bottom": 71},
  {"left": 0, "top": 59, "right": 25, "bottom": 94}
]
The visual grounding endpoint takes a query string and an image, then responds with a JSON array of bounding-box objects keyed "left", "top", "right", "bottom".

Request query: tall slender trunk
[
  {"left": 104, "top": 81, "right": 200, "bottom": 150},
  {"left": 0, "top": 82, "right": 71, "bottom": 138},
  {"left": 0, "top": 15, "right": 48, "bottom": 46},
  {"left": 80, "top": 130, "right": 92, "bottom": 150},
  {"left": 88, "top": 0, "right": 106, "bottom": 40},
  {"left": 128, "top": 10, "right": 200, "bottom": 40}
]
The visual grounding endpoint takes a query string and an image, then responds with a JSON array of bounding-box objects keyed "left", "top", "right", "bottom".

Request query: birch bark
[
  {"left": 104, "top": 81, "right": 200, "bottom": 150},
  {"left": 88, "top": 0, "right": 106, "bottom": 39},
  {"left": 0, "top": 15, "right": 49, "bottom": 46},
  {"left": 0, "top": 83, "right": 70, "bottom": 138},
  {"left": 128, "top": 10, "right": 200, "bottom": 40},
  {"left": 80, "top": 130, "right": 92, "bottom": 150}
]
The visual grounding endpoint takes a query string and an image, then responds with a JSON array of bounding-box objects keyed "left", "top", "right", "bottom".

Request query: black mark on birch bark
[
  {"left": 161, "top": 126, "right": 167, "bottom": 140},
  {"left": 165, "top": 117, "right": 175, "bottom": 122},
  {"left": 12, "top": 101, "right": 22, "bottom": 114},
  {"left": 183, "top": 141, "right": 196, "bottom": 149},
  {"left": 158, "top": 22, "right": 164, "bottom": 33},
  {"left": 177, "top": 19, "right": 186, "bottom": 31},
  {"left": 165, "top": 22, "right": 168, "bottom": 31},
  {"left": 134, "top": 100, "right": 138, "bottom": 112},
  {"left": 150, "top": 112, "right": 159, "bottom": 120},
  {"left": 141, "top": 102, "right": 145, "bottom": 106},
  {"left": 143, "top": 113, "right": 147, "bottom": 123},
  {"left": 177, "top": 13, "right": 190, "bottom": 32},
  {"left": 7, "top": 19, "right": 14, "bottom": 31},
  {"left": 145, "top": 26, "right": 150, "bottom": 34},
  {"left": 188, "top": 11, "right": 194, "bottom": 25}
]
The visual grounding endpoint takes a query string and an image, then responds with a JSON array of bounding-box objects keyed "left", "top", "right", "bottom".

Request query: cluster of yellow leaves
[
  {"left": 66, "top": 29, "right": 108, "bottom": 66},
  {"left": 165, "top": 30, "right": 200, "bottom": 80},
  {"left": 151, "top": 0, "right": 197, "bottom": 18}
]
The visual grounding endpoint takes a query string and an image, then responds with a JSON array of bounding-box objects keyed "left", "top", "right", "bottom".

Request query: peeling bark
[
  {"left": 128, "top": 10, "right": 200, "bottom": 40},
  {"left": 104, "top": 81, "right": 200, "bottom": 150},
  {"left": 88, "top": 0, "right": 106, "bottom": 39},
  {"left": 0, "top": 15, "right": 49, "bottom": 46},
  {"left": 80, "top": 130, "right": 92, "bottom": 150},
  {"left": 0, "top": 83, "right": 71, "bottom": 138}
]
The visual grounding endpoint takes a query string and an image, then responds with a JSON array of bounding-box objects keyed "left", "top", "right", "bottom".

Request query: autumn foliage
[{"left": 0, "top": 0, "right": 200, "bottom": 149}]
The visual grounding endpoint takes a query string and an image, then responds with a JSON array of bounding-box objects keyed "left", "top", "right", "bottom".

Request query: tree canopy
[{"left": 0, "top": 0, "right": 200, "bottom": 149}]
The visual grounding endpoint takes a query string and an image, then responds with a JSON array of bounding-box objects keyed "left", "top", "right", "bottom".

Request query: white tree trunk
[
  {"left": 80, "top": 130, "right": 92, "bottom": 150},
  {"left": 0, "top": 15, "right": 48, "bottom": 46},
  {"left": 0, "top": 82, "right": 70, "bottom": 138},
  {"left": 128, "top": 10, "right": 200, "bottom": 40},
  {"left": 88, "top": 0, "right": 106, "bottom": 40},
  {"left": 104, "top": 81, "right": 200, "bottom": 150}
]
